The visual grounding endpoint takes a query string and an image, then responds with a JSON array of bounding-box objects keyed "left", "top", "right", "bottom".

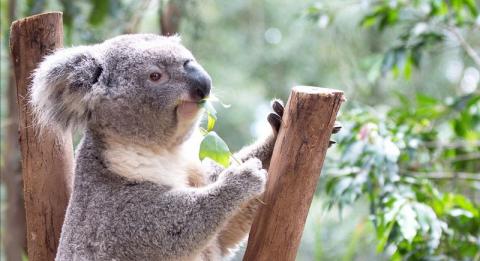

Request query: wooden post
[
  {"left": 243, "top": 86, "right": 345, "bottom": 261},
  {"left": 10, "top": 12, "right": 73, "bottom": 261}
]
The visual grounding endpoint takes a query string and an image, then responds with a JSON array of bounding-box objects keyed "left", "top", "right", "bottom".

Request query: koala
[{"left": 31, "top": 34, "right": 339, "bottom": 261}]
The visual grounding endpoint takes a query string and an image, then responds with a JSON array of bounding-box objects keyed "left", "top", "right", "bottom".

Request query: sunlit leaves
[{"left": 360, "top": 5, "right": 399, "bottom": 31}]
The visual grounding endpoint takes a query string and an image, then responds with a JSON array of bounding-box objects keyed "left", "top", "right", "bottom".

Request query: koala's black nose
[{"left": 184, "top": 60, "right": 211, "bottom": 100}]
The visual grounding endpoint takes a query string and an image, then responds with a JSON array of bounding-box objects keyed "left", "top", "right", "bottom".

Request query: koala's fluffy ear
[{"left": 30, "top": 46, "right": 103, "bottom": 131}]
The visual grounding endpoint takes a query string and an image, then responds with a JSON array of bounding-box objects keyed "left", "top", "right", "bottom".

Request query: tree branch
[
  {"left": 403, "top": 171, "right": 480, "bottom": 182},
  {"left": 446, "top": 27, "right": 480, "bottom": 68}
]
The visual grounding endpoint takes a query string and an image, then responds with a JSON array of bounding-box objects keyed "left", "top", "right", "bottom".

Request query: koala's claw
[
  {"left": 267, "top": 99, "right": 341, "bottom": 148},
  {"left": 329, "top": 122, "right": 342, "bottom": 147},
  {"left": 267, "top": 113, "right": 282, "bottom": 134},
  {"left": 272, "top": 99, "right": 284, "bottom": 117},
  {"left": 268, "top": 99, "right": 285, "bottom": 134},
  {"left": 333, "top": 121, "right": 342, "bottom": 134}
]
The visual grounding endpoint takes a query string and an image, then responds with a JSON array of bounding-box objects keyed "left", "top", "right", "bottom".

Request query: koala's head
[{"left": 31, "top": 34, "right": 211, "bottom": 148}]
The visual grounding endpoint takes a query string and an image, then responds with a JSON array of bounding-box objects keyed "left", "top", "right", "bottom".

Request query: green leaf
[
  {"left": 199, "top": 131, "right": 231, "bottom": 167},
  {"left": 306, "top": 5, "right": 322, "bottom": 15},
  {"left": 205, "top": 102, "right": 217, "bottom": 131},
  {"left": 416, "top": 94, "right": 439, "bottom": 106},
  {"left": 431, "top": 0, "right": 449, "bottom": 16},
  {"left": 463, "top": 0, "right": 478, "bottom": 16},
  {"left": 397, "top": 204, "right": 419, "bottom": 243},
  {"left": 207, "top": 114, "right": 216, "bottom": 132},
  {"left": 442, "top": 193, "right": 479, "bottom": 216},
  {"left": 381, "top": 50, "right": 396, "bottom": 74},
  {"left": 376, "top": 218, "right": 396, "bottom": 252},
  {"left": 334, "top": 177, "right": 353, "bottom": 197},
  {"left": 360, "top": 14, "right": 378, "bottom": 28},
  {"left": 199, "top": 100, "right": 217, "bottom": 131},
  {"left": 403, "top": 54, "right": 413, "bottom": 79},
  {"left": 377, "top": 199, "right": 405, "bottom": 251},
  {"left": 393, "top": 91, "right": 411, "bottom": 106}
]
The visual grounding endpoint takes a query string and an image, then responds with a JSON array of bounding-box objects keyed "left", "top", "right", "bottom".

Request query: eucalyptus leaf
[
  {"left": 202, "top": 100, "right": 217, "bottom": 131},
  {"left": 199, "top": 131, "right": 231, "bottom": 167},
  {"left": 207, "top": 114, "right": 216, "bottom": 131},
  {"left": 201, "top": 100, "right": 217, "bottom": 131},
  {"left": 397, "top": 204, "right": 419, "bottom": 243}
]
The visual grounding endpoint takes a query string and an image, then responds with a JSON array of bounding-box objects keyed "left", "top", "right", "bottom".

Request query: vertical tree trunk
[
  {"left": 243, "top": 86, "right": 345, "bottom": 261},
  {"left": 160, "top": 0, "right": 182, "bottom": 36},
  {"left": 9, "top": 12, "right": 74, "bottom": 261},
  {"left": 3, "top": 0, "right": 28, "bottom": 260}
]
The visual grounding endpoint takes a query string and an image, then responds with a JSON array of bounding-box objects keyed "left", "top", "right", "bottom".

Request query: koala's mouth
[{"left": 176, "top": 99, "right": 203, "bottom": 118}]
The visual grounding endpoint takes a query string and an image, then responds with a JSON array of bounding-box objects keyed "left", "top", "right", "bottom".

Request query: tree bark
[
  {"left": 9, "top": 12, "right": 73, "bottom": 261},
  {"left": 160, "top": 0, "right": 182, "bottom": 36},
  {"left": 2, "top": 0, "right": 28, "bottom": 260},
  {"left": 243, "top": 86, "right": 345, "bottom": 261}
]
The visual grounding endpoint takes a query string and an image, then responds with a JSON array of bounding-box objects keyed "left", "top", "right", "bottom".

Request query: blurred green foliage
[
  {"left": 1, "top": 0, "right": 479, "bottom": 260},
  {"left": 325, "top": 93, "right": 479, "bottom": 259},
  {"left": 313, "top": 0, "right": 480, "bottom": 259}
]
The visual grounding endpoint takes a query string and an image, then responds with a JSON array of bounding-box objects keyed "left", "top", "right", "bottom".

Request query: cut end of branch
[
  {"left": 11, "top": 12, "right": 62, "bottom": 28},
  {"left": 10, "top": 12, "right": 63, "bottom": 53},
  {"left": 292, "top": 86, "right": 346, "bottom": 101}
]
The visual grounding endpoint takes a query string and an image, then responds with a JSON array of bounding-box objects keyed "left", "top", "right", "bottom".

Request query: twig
[
  {"left": 420, "top": 140, "right": 480, "bottom": 149},
  {"left": 328, "top": 168, "right": 480, "bottom": 181},
  {"left": 446, "top": 152, "right": 480, "bottom": 163},
  {"left": 403, "top": 171, "right": 480, "bottom": 181},
  {"left": 445, "top": 27, "right": 480, "bottom": 68}
]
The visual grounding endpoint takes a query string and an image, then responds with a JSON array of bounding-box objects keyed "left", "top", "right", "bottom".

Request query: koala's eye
[{"left": 149, "top": 72, "right": 162, "bottom": 82}]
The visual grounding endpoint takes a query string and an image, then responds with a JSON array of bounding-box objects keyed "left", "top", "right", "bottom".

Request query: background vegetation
[{"left": 1, "top": 0, "right": 479, "bottom": 260}]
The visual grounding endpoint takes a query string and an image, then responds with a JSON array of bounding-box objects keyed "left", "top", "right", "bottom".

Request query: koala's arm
[
  {"left": 201, "top": 142, "right": 271, "bottom": 256},
  {"left": 200, "top": 158, "right": 261, "bottom": 256},
  {"left": 115, "top": 158, "right": 265, "bottom": 260},
  {"left": 203, "top": 158, "right": 262, "bottom": 255}
]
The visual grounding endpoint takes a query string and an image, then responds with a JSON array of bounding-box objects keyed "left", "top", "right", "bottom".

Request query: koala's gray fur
[{"left": 30, "top": 34, "right": 283, "bottom": 261}]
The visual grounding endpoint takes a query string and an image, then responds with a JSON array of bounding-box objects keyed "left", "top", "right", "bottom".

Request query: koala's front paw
[
  {"left": 223, "top": 158, "right": 267, "bottom": 198},
  {"left": 267, "top": 99, "right": 342, "bottom": 148}
]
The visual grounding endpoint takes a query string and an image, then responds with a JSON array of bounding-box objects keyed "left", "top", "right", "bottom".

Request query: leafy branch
[
  {"left": 324, "top": 92, "right": 480, "bottom": 259},
  {"left": 198, "top": 97, "right": 240, "bottom": 167}
]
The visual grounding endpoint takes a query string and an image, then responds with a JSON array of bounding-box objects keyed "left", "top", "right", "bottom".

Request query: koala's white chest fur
[{"left": 103, "top": 134, "right": 202, "bottom": 188}]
